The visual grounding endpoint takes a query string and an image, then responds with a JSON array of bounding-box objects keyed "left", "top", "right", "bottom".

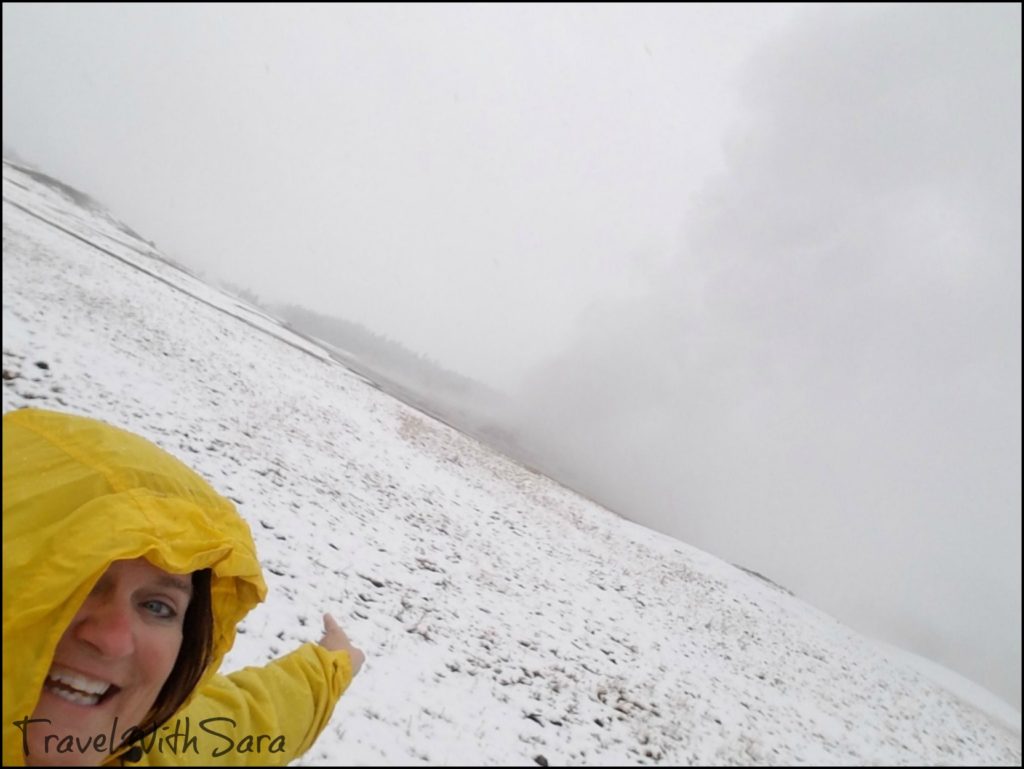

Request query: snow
[{"left": 3, "top": 159, "right": 1020, "bottom": 765}]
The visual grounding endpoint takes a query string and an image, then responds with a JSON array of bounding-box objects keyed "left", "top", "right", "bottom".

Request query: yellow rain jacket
[{"left": 2, "top": 408, "right": 354, "bottom": 765}]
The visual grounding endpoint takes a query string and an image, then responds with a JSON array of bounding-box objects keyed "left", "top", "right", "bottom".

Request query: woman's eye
[{"left": 142, "top": 599, "right": 177, "bottom": 619}]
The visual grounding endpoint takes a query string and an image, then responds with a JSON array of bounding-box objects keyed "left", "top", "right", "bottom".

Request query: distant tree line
[{"left": 272, "top": 303, "right": 486, "bottom": 399}]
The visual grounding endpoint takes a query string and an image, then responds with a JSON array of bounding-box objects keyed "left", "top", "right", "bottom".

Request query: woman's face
[{"left": 26, "top": 558, "right": 192, "bottom": 766}]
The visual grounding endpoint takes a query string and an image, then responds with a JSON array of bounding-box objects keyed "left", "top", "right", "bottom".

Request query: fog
[
  {"left": 511, "top": 5, "right": 1022, "bottom": 709},
  {"left": 2, "top": 3, "right": 803, "bottom": 388},
  {"left": 3, "top": 4, "right": 1020, "bottom": 709}
]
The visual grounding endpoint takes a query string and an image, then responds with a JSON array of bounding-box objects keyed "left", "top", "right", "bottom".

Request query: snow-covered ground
[{"left": 3, "top": 160, "right": 1020, "bottom": 765}]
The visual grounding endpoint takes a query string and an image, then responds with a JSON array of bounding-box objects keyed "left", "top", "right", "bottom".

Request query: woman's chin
[{"left": 27, "top": 688, "right": 131, "bottom": 766}]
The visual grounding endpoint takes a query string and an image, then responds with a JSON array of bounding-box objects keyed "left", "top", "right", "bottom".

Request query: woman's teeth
[
  {"left": 46, "top": 684, "right": 101, "bottom": 706},
  {"left": 45, "top": 668, "right": 113, "bottom": 706}
]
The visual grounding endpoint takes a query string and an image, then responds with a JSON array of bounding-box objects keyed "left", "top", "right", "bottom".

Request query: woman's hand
[{"left": 319, "top": 613, "right": 365, "bottom": 676}]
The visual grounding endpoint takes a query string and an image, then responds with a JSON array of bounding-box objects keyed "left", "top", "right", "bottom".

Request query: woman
[{"left": 2, "top": 408, "right": 364, "bottom": 766}]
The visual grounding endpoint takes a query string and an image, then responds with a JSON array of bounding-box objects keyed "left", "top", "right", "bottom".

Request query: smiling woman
[
  {"left": 2, "top": 408, "right": 364, "bottom": 766},
  {"left": 22, "top": 559, "right": 207, "bottom": 766}
]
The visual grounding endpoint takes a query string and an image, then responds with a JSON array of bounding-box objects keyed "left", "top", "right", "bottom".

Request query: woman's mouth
[{"left": 44, "top": 666, "right": 120, "bottom": 707}]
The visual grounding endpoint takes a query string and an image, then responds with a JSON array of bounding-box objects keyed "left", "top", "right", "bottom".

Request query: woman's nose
[{"left": 73, "top": 597, "right": 136, "bottom": 658}]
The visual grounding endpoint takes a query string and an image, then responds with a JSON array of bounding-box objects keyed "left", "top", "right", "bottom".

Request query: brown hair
[{"left": 132, "top": 568, "right": 215, "bottom": 737}]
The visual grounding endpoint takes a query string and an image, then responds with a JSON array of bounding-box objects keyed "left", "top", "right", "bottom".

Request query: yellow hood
[{"left": 2, "top": 408, "right": 268, "bottom": 765}]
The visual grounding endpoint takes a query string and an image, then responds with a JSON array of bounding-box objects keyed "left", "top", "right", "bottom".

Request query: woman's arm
[{"left": 130, "top": 615, "right": 363, "bottom": 766}]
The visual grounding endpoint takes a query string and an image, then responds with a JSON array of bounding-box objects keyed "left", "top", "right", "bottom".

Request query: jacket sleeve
[{"left": 134, "top": 643, "right": 354, "bottom": 766}]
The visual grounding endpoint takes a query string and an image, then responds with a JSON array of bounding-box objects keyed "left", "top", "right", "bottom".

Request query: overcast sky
[
  {"left": 3, "top": 4, "right": 1021, "bottom": 709},
  {"left": 2, "top": 3, "right": 808, "bottom": 387}
]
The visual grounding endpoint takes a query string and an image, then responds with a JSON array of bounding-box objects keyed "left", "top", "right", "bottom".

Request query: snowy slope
[{"left": 3, "top": 161, "right": 1020, "bottom": 765}]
